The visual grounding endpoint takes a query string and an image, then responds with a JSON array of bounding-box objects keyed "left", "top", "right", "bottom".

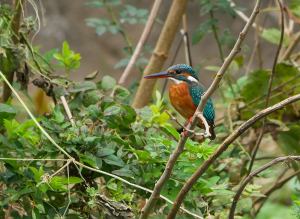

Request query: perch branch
[
  {"left": 118, "top": 0, "right": 162, "bottom": 86},
  {"left": 229, "top": 156, "right": 300, "bottom": 219},
  {"left": 165, "top": 110, "right": 206, "bottom": 137},
  {"left": 165, "top": 0, "right": 263, "bottom": 217},
  {"left": 168, "top": 93, "right": 300, "bottom": 218},
  {"left": 246, "top": 0, "right": 284, "bottom": 176}
]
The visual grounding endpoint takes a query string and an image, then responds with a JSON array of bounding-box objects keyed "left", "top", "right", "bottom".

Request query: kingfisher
[{"left": 144, "top": 64, "right": 216, "bottom": 140}]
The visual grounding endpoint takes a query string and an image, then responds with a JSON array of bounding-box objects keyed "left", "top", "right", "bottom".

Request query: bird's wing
[{"left": 189, "top": 83, "right": 215, "bottom": 125}]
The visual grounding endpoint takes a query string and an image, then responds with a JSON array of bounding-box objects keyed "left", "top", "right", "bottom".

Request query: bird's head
[{"left": 144, "top": 64, "right": 199, "bottom": 84}]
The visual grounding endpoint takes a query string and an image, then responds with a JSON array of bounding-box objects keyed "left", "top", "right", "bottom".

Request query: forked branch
[{"left": 229, "top": 156, "right": 300, "bottom": 219}]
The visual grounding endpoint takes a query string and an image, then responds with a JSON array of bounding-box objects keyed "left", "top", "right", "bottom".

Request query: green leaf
[
  {"left": 62, "top": 177, "right": 83, "bottom": 184},
  {"left": 103, "top": 155, "right": 125, "bottom": 167},
  {"left": 165, "top": 126, "right": 180, "bottom": 140},
  {"left": 205, "top": 65, "right": 220, "bottom": 72},
  {"left": 55, "top": 86, "right": 68, "bottom": 97},
  {"left": 71, "top": 62, "right": 80, "bottom": 69},
  {"left": 290, "top": 0, "right": 300, "bottom": 18},
  {"left": 261, "top": 28, "right": 291, "bottom": 47},
  {"left": 291, "top": 194, "right": 299, "bottom": 202},
  {"left": 62, "top": 41, "right": 70, "bottom": 58},
  {"left": 85, "top": 70, "right": 99, "bottom": 80},
  {"left": 97, "top": 148, "right": 115, "bottom": 157},
  {"left": 101, "top": 76, "right": 116, "bottom": 92},
  {"left": 104, "top": 105, "right": 122, "bottom": 115},
  {"left": 0, "top": 104, "right": 17, "bottom": 125},
  {"left": 96, "top": 26, "right": 107, "bottom": 36},
  {"left": 53, "top": 53, "right": 64, "bottom": 61},
  {"left": 114, "top": 87, "right": 130, "bottom": 99},
  {"left": 112, "top": 168, "right": 135, "bottom": 177},
  {"left": 79, "top": 154, "right": 98, "bottom": 168},
  {"left": 82, "top": 89, "right": 104, "bottom": 107},
  {"left": 140, "top": 106, "right": 153, "bottom": 121},
  {"left": 212, "top": 189, "right": 235, "bottom": 195},
  {"left": 68, "top": 81, "right": 97, "bottom": 93}
]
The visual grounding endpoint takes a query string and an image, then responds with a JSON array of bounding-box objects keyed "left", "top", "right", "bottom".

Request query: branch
[
  {"left": 280, "top": 31, "right": 300, "bottom": 61},
  {"left": 167, "top": 93, "right": 300, "bottom": 218},
  {"left": 229, "top": 156, "right": 300, "bottom": 219},
  {"left": 254, "top": 169, "right": 300, "bottom": 215},
  {"left": 167, "top": 1, "right": 263, "bottom": 217},
  {"left": 181, "top": 13, "right": 192, "bottom": 66},
  {"left": 118, "top": 0, "right": 162, "bottom": 86},
  {"left": 246, "top": 0, "right": 284, "bottom": 176}
]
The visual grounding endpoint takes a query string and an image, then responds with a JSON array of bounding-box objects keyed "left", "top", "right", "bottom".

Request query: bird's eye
[{"left": 176, "top": 70, "right": 181, "bottom": 74}]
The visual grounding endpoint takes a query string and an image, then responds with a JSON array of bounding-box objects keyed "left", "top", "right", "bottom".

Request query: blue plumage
[{"left": 189, "top": 83, "right": 215, "bottom": 125}]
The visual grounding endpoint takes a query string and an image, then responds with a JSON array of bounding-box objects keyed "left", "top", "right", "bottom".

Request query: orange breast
[{"left": 169, "top": 82, "right": 197, "bottom": 121}]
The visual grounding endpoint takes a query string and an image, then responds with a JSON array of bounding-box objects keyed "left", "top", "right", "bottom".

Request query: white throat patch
[
  {"left": 187, "top": 76, "right": 198, "bottom": 83},
  {"left": 168, "top": 77, "right": 183, "bottom": 84}
]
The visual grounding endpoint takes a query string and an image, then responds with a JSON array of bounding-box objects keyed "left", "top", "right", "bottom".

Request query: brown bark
[
  {"left": 132, "top": 0, "right": 189, "bottom": 109},
  {"left": 1, "top": 0, "right": 25, "bottom": 103}
]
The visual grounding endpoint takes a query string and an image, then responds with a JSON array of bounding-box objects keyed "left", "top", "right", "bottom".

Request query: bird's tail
[{"left": 209, "top": 126, "right": 216, "bottom": 140}]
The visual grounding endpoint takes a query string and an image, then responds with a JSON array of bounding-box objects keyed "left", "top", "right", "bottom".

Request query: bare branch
[
  {"left": 167, "top": 1, "right": 263, "bottom": 217},
  {"left": 247, "top": 0, "right": 284, "bottom": 177},
  {"left": 254, "top": 169, "right": 300, "bottom": 215},
  {"left": 118, "top": 0, "right": 162, "bottom": 86},
  {"left": 280, "top": 31, "right": 300, "bottom": 61},
  {"left": 229, "top": 156, "right": 300, "bottom": 219}
]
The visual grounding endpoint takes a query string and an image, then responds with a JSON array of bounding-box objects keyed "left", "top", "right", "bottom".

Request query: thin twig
[
  {"left": 280, "top": 31, "right": 300, "bottom": 61},
  {"left": 181, "top": 14, "right": 192, "bottom": 66},
  {"left": 165, "top": 110, "right": 205, "bottom": 137},
  {"left": 229, "top": 156, "right": 300, "bottom": 219},
  {"left": 243, "top": 72, "right": 300, "bottom": 108},
  {"left": 118, "top": 0, "right": 162, "bottom": 86},
  {"left": 210, "top": 10, "right": 224, "bottom": 62},
  {"left": 246, "top": 0, "right": 284, "bottom": 177},
  {"left": 254, "top": 169, "right": 300, "bottom": 215},
  {"left": 60, "top": 95, "right": 75, "bottom": 126}
]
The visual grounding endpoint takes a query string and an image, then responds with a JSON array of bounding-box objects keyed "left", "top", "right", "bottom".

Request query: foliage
[{"left": 1, "top": 0, "right": 300, "bottom": 219}]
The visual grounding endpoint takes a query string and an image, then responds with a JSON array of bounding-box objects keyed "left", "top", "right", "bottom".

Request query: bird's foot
[
  {"left": 183, "top": 129, "right": 188, "bottom": 136},
  {"left": 189, "top": 117, "right": 193, "bottom": 125}
]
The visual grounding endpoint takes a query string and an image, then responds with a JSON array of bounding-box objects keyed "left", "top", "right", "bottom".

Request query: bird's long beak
[{"left": 144, "top": 71, "right": 173, "bottom": 79}]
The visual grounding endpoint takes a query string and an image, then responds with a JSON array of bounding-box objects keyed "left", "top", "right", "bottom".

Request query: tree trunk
[{"left": 132, "top": 0, "right": 189, "bottom": 109}]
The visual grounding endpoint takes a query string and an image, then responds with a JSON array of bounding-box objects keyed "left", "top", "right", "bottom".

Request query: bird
[{"left": 144, "top": 64, "right": 216, "bottom": 140}]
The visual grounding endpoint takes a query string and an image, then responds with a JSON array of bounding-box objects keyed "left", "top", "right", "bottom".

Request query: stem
[
  {"left": 229, "top": 156, "right": 300, "bottom": 219},
  {"left": 210, "top": 10, "right": 224, "bottom": 62},
  {"left": 246, "top": 0, "right": 284, "bottom": 177},
  {"left": 105, "top": 0, "right": 133, "bottom": 54},
  {"left": 118, "top": 0, "right": 162, "bottom": 86}
]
